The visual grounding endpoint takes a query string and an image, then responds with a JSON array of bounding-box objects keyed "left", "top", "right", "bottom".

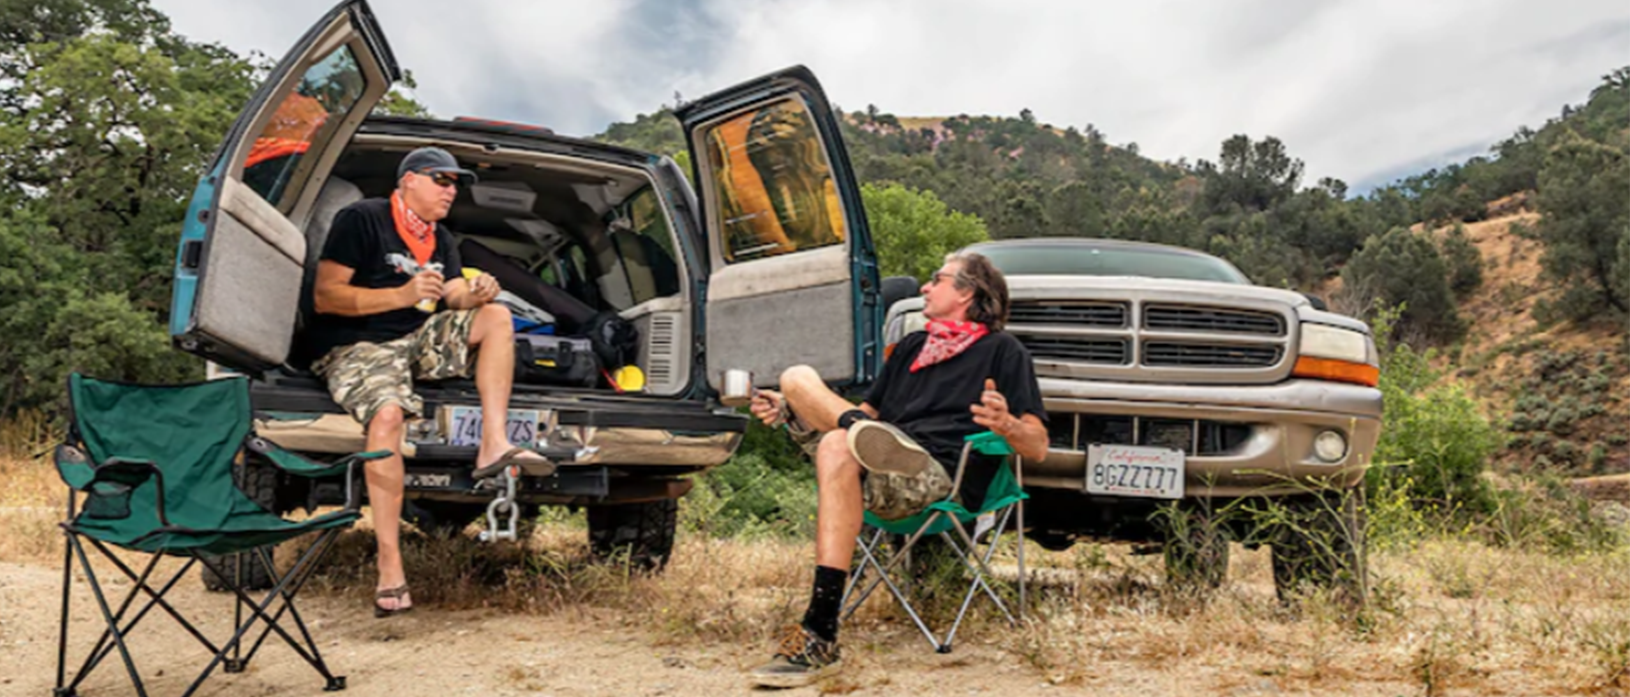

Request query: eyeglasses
[
  {"left": 929, "top": 271, "right": 954, "bottom": 286},
  {"left": 418, "top": 170, "right": 461, "bottom": 188}
]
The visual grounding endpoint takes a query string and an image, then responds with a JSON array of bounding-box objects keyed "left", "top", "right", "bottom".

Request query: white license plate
[
  {"left": 1085, "top": 444, "right": 1185, "bottom": 499},
  {"left": 444, "top": 407, "right": 541, "bottom": 448}
]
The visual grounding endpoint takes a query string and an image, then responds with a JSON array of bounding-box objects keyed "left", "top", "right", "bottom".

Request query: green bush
[
  {"left": 1367, "top": 306, "right": 1499, "bottom": 515},
  {"left": 682, "top": 419, "right": 816, "bottom": 539},
  {"left": 1440, "top": 223, "right": 1484, "bottom": 298}
]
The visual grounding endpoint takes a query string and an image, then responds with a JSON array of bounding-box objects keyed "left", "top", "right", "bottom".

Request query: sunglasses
[{"left": 418, "top": 170, "right": 461, "bottom": 188}]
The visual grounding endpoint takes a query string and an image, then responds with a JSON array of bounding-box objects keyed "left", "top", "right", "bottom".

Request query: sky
[{"left": 152, "top": 0, "right": 1630, "bottom": 194}]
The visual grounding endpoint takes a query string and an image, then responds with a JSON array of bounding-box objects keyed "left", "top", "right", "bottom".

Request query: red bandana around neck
[
  {"left": 911, "top": 319, "right": 989, "bottom": 372},
  {"left": 391, "top": 190, "right": 437, "bottom": 267}
]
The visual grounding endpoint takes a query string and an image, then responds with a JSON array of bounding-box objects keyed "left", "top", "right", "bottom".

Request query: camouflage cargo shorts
[
  {"left": 312, "top": 309, "right": 480, "bottom": 426},
  {"left": 862, "top": 458, "right": 954, "bottom": 521},
  {"left": 787, "top": 420, "right": 954, "bottom": 520}
]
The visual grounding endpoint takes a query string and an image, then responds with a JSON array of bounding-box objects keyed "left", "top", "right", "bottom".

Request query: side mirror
[
  {"left": 1301, "top": 292, "right": 1329, "bottom": 311},
  {"left": 880, "top": 276, "right": 921, "bottom": 311}
]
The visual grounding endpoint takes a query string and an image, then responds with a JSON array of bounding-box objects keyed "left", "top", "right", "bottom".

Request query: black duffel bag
[{"left": 514, "top": 335, "right": 599, "bottom": 387}]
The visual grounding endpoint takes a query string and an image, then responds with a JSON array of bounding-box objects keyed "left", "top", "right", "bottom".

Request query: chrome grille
[
  {"left": 1009, "top": 301, "right": 1127, "bottom": 328},
  {"left": 1047, "top": 413, "right": 1254, "bottom": 456},
  {"left": 1143, "top": 304, "right": 1285, "bottom": 336},
  {"left": 1019, "top": 337, "right": 1129, "bottom": 364},
  {"left": 1143, "top": 342, "right": 1281, "bottom": 367}
]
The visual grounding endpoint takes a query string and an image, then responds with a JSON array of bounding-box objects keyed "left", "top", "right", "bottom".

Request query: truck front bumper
[{"left": 1028, "top": 378, "right": 1382, "bottom": 498}]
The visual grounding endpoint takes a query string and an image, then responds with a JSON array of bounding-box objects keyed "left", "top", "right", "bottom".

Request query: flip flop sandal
[
  {"left": 472, "top": 446, "right": 557, "bottom": 480},
  {"left": 374, "top": 584, "right": 413, "bottom": 618}
]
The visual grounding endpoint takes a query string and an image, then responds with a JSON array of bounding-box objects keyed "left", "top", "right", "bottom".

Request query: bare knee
[
  {"left": 780, "top": 365, "right": 821, "bottom": 404},
  {"left": 476, "top": 304, "right": 513, "bottom": 339},
  {"left": 814, "top": 431, "right": 858, "bottom": 483},
  {"left": 369, "top": 404, "right": 406, "bottom": 439}
]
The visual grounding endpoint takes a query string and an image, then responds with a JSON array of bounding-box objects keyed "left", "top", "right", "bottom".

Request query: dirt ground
[{"left": 1, "top": 555, "right": 1426, "bottom": 697}]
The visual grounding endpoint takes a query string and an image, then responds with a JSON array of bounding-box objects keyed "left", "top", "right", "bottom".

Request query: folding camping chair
[
  {"left": 52, "top": 373, "right": 388, "bottom": 697},
  {"left": 841, "top": 431, "right": 1028, "bottom": 653}
]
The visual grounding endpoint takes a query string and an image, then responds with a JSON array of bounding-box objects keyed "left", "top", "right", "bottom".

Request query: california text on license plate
[
  {"left": 447, "top": 406, "right": 540, "bottom": 448},
  {"left": 1085, "top": 444, "right": 1185, "bottom": 499}
]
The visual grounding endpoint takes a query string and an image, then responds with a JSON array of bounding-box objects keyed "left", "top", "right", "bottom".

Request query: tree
[
  {"left": 1198, "top": 135, "right": 1304, "bottom": 214},
  {"left": 1340, "top": 227, "right": 1463, "bottom": 343},
  {"left": 861, "top": 182, "right": 989, "bottom": 282},
  {"left": 1439, "top": 223, "right": 1484, "bottom": 298},
  {"left": 0, "top": 0, "right": 257, "bottom": 414},
  {"left": 1533, "top": 134, "right": 1630, "bottom": 320}
]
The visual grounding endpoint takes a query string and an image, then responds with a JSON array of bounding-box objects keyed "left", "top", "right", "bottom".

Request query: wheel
[
  {"left": 406, "top": 500, "right": 485, "bottom": 537},
  {"left": 1161, "top": 503, "right": 1230, "bottom": 591},
  {"left": 1270, "top": 492, "right": 1367, "bottom": 605},
  {"left": 1026, "top": 530, "right": 1077, "bottom": 552},
  {"left": 587, "top": 498, "right": 678, "bottom": 572},
  {"left": 202, "top": 455, "right": 281, "bottom": 592}
]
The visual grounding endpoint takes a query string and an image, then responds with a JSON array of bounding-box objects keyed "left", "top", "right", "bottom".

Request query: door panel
[
  {"left": 679, "top": 66, "right": 881, "bottom": 391},
  {"left": 170, "top": 0, "right": 398, "bottom": 373}
]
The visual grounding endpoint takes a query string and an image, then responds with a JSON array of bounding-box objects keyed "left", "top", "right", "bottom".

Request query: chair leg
[
  {"left": 1016, "top": 500, "right": 1026, "bottom": 621},
  {"left": 186, "top": 530, "right": 348, "bottom": 697},
  {"left": 56, "top": 527, "right": 74, "bottom": 696},
  {"left": 68, "top": 545, "right": 217, "bottom": 690},
  {"left": 66, "top": 535, "right": 149, "bottom": 697}
]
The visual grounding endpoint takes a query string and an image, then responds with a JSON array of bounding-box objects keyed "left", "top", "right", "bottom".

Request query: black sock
[{"left": 801, "top": 565, "right": 848, "bottom": 642}]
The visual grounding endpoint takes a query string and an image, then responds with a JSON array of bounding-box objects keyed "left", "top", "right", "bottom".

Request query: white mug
[{"left": 719, "top": 369, "right": 755, "bottom": 408}]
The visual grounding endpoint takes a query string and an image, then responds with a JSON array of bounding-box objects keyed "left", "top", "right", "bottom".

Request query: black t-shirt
[
  {"left": 865, "top": 330, "right": 1047, "bottom": 506},
  {"left": 301, "top": 198, "right": 463, "bottom": 362}
]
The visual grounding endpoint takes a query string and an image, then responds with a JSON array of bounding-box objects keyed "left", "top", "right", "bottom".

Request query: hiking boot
[
  {"left": 846, "top": 420, "right": 933, "bottom": 477},
  {"left": 747, "top": 624, "right": 841, "bottom": 688}
]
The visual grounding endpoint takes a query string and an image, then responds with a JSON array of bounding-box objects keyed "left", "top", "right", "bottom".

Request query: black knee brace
[{"left": 837, "top": 409, "right": 872, "bottom": 430}]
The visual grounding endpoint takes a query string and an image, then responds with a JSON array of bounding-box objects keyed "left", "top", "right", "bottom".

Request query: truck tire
[
  {"left": 201, "top": 455, "right": 281, "bottom": 592},
  {"left": 587, "top": 498, "right": 677, "bottom": 573},
  {"left": 1162, "top": 504, "right": 1230, "bottom": 591},
  {"left": 1270, "top": 492, "right": 1367, "bottom": 605},
  {"left": 406, "top": 500, "right": 485, "bottom": 537}
]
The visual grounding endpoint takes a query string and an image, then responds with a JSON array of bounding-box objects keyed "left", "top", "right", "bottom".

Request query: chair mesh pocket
[{"left": 84, "top": 482, "right": 133, "bottom": 520}]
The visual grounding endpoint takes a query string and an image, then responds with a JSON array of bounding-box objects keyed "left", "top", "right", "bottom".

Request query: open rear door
[
  {"left": 170, "top": 0, "right": 398, "bottom": 373},
  {"left": 678, "top": 66, "right": 882, "bottom": 392}
]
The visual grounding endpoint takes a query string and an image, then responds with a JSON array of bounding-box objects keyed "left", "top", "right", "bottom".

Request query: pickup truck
[
  {"left": 167, "top": 0, "right": 886, "bottom": 584},
  {"left": 884, "top": 238, "right": 1382, "bottom": 597}
]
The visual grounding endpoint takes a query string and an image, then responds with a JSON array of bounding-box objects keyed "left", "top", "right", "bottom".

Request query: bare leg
[
  {"left": 813, "top": 431, "right": 864, "bottom": 569},
  {"left": 779, "top": 365, "right": 861, "bottom": 433},
  {"left": 365, "top": 404, "right": 411, "bottom": 609},
  {"left": 466, "top": 304, "right": 546, "bottom": 469}
]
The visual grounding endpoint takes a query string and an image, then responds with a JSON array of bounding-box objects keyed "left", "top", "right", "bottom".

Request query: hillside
[{"left": 1429, "top": 209, "right": 1630, "bottom": 475}]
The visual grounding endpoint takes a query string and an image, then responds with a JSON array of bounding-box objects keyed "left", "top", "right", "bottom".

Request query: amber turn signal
[{"left": 1292, "top": 355, "right": 1380, "bottom": 387}]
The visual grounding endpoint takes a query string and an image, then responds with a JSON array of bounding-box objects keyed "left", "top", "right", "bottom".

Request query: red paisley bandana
[
  {"left": 391, "top": 190, "right": 436, "bottom": 267},
  {"left": 911, "top": 319, "right": 989, "bottom": 373}
]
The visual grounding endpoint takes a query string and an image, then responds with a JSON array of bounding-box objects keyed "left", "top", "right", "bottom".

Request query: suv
[
  {"left": 168, "top": 0, "right": 885, "bottom": 575},
  {"left": 884, "top": 239, "right": 1382, "bottom": 596}
]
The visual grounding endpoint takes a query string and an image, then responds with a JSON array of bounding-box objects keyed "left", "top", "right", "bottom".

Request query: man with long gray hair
[{"left": 746, "top": 250, "right": 1048, "bottom": 687}]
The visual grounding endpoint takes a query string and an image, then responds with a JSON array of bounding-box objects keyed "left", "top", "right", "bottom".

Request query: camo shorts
[
  {"left": 788, "top": 420, "right": 955, "bottom": 520},
  {"left": 312, "top": 309, "right": 480, "bottom": 426},
  {"left": 862, "top": 457, "right": 955, "bottom": 521}
]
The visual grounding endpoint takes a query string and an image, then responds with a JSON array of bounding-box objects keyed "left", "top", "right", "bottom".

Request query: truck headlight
[{"left": 1293, "top": 324, "right": 1379, "bottom": 387}]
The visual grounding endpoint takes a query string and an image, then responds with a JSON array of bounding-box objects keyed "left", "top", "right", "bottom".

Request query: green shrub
[
  {"left": 682, "top": 420, "right": 816, "bottom": 539},
  {"left": 1368, "top": 306, "right": 1500, "bottom": 515}
]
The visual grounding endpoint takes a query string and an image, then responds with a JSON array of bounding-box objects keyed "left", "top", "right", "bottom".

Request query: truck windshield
[{"left": 971, "top": 243, "right": 1251, "bottom": 284}]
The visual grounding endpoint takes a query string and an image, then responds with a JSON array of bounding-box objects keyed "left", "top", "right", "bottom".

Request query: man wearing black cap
[{"left": 306, "top": 146, "right": 552, "bottom": 617}]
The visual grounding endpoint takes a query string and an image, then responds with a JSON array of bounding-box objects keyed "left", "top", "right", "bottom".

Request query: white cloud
[{"left": 153, "top": 0, "right": 1630, "bottom": 191}]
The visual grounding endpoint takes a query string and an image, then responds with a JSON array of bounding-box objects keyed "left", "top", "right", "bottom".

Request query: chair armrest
[
  {"left": 54, "top": 444, "right": 95, "bottom": 490},
  {"left": 245, "top": 436, "right": 390, "bottom": 478}
]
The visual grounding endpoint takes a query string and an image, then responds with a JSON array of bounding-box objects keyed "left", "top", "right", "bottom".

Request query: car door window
[
  {"left": 702, "top": 98, "right": 847, "bottom": 263},
  {"left": 606, "top": 188, "right": 681, "bottom": 307},
  {"left": 241, "top": 46, "right": 369, "bottom": 212}
]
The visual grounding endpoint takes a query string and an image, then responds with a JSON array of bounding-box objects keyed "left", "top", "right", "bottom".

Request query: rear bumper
[{"left": 1028, "top": 378, "right": 1382, "bottom": 497}]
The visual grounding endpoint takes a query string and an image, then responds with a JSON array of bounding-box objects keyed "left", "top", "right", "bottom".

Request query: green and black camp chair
[
  {"left": 841, "top": 431, "right": 1028, "bottom": 653},
  {"left": 52, "top": 373, "right": 388, "bottom": 697}
]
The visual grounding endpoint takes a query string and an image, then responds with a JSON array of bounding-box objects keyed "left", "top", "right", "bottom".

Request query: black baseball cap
[{"left": 397, "top": 146, "right": 477, "bottom": 186}]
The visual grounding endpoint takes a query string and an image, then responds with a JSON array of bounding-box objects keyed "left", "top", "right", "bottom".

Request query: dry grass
[{"left": 5, "top": 419, "right": 1628, "bottom": 695}]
